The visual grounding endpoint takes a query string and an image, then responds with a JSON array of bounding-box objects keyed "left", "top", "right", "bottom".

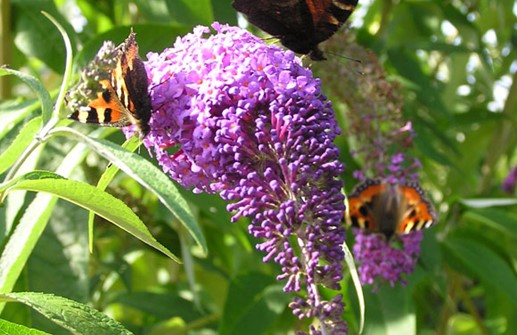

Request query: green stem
[
  {"left": 377, "top": 0, "right": 394, "bottom": 38},
  {"left": 0, "top": 0, "right": 11, "bottom": 98},
  {"left": 455, "top": 275, "right": 490, "bottom": 335}
]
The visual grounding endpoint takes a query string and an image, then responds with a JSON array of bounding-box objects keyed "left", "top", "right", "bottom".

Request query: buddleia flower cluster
[
  {"left": 503, "top": 166, "right": 517, "bottom": 194},
  {"left": 317, "top": 33, "right": 428, "bottom": 287},
  {"left": 141, "top": 23, "right": 347, "bottom": 334}
]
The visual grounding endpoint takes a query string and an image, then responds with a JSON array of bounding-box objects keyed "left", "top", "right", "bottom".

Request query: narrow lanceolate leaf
[
  {"left": 220, "top": 273, "right": 288, "bottom": 335},
  {"left": 444, "top": 237, "right": 517, "bottom": 309},
  {"left": 0, "top": 292, "right": 133, "bottom": 335},
  {"left": 0, "top": 139, "right": 91, "bottom": 312},
  {"left": 0, "top": 116, "right": 42, "bottom": 175},
  {"left": 0, "top": 68, "right": 53, "bottom": 122},
  {"left": 52, "top": 127, "right": 206, "bottom": 255},
  {"left": 463, "top": 208, "right": 517, "bottom": 240},
  {"left": 0, "top": 318, "right": 51, "bottom": 334},
  {"left": 88, "top": 136, "right": 144, "bottom": 251},
  {"left": 0, "top": 171, "right": 179, "bottom": 262},
  {"left": 343, "top": 242, "right": 365, "bottom": 335}
]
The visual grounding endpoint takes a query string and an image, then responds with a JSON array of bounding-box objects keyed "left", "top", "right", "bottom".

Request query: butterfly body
[
  {"left": 232, "top": 0, "right": 358, "bottom": 60},
  {"left": 347, "top": 179, "right": 437, "bottom": 239},
  {"left": 67, "top": 32, "right": 151, "bottom": 136}
]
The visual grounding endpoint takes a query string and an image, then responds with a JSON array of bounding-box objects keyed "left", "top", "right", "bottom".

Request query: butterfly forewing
[
  {"left": 310, "top": 0, "right": 357, "bottom": 43},
  {"left": 398, "top": 185, "right": 436, "bottom": 233},
  {"left": 117, "top": 34, "right": 152, "bottom": 133},
  {"left": 232, "top": 0, "right": 358, "bottom": 60},
  {"left": 347, "top": 181, "right": 386, "bottom": 232}
]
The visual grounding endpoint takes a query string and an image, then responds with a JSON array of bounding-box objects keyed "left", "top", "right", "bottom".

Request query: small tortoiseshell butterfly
[
  {"left": 232, "top": 0, "right": 358, "bottom": 60},
  {"left": 67, "top": 31, "right": 151, "bottom": 137},
  {"left": 347, "top": 179, "right": 437, "bottom": 239}
]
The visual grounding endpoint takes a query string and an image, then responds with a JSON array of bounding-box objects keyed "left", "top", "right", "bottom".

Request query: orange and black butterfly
[
  {"left": 67, "top": 32, "right": 151, "bottom": 137},
  {"left": 346, "top": 179, "right": 437, "bottom": 239},
  {"left": 232, "top": 0, "right": 358, "bottom": 60}
]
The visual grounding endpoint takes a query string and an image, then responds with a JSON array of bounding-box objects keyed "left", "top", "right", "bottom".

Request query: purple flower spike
[
  {"left": 352, "top": 229, "right": 423, "bottom": 287},
  {"left": 143, "top": 23, "right": 347, "bottom": 334},
  {"left": 503, "top": 166, "right": 517, "bottom": 194}
]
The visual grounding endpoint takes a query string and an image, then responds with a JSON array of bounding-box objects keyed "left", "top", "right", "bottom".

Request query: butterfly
[
  {"left": 346, "top": 179, "right": 437, "bottom": 239},
  {"left": 67, "top": 31, "right": 151, "bottom": 137},
  {"left": 232, "top": 0, "right": 358, "bottom": 60}
]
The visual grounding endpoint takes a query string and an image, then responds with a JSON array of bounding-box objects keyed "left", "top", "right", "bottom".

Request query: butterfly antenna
[
  {"left": 149, "top": 73, "right": 173, "bottom": 90},
  {"left": 326, "top": 51, "right": 362, "bottom": 64},
  {"left": 321, "top": 51, "right": 365, "bottom": 76}
]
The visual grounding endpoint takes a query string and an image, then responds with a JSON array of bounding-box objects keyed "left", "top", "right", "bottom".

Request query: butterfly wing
[
  {"left": 308, "top": 0, "right": 358, "bottom": 45},
  {"left": 347, "top": 179, "right": 387, "bottom": 232},
  {"left": 115, "top": 32, "right": 151, "bottom": 135},
  {"left": 233, "top": 0, "right": 315, "bottom": 52},
  {"left": 396, "top": 183, "right": 437, "bottom": 234},
  {"left": 68, "top": 79, "right": 128, "bottom": 127},
  {"left": 347, "top": 179, "right": 437, "bottom": 239},
  {"left": 67, "top": 32, "right": 151, "bottom": 136},
  {"left": 233, "top": 0, "right": 357, "bottom": 60}
]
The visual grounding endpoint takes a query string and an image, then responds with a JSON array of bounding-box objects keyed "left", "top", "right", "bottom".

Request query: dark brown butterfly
[
  {"left": 67, "top": 32, "right": 151, "bottom": 137},
  {"left": 232, "top": 0, "right": 358, "bottom": 60}
]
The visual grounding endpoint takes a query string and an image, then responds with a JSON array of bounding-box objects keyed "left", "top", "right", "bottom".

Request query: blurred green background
[{"left": 1, "top": 0, "right": 516, "bottom": 334}]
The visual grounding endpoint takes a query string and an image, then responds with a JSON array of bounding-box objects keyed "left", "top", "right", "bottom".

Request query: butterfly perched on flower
[
  {"left": 346, "top": 179, "right": 437, "bottom": 239},
  {"left": 232, "top": 0, "right": 358, "bottom": 60},
  {"left": 66, "top": 31, "right": 151, "bottom": 137}
]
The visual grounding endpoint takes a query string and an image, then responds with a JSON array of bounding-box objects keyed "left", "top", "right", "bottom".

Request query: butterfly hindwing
[
  {"left": 232, "top": 0, "right": 358, "bottom": 60},
  {"left": 69, "top": 79, "right": 126, "bottom": 126}
]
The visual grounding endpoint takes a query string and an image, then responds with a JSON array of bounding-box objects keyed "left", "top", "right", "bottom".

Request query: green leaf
[
  {"left": 0, "top": 133, "right": 94, "bottom": 307},
  {"left": 0, "top": 68, "right": 52, "bottom": 122},
  {"left": 0, "top": 99, "right": 39, "bottom": 140},
  {"left": 111, "top": 292, "right": 200, "bottom": 320},
  {"left": 41, "top": 11, "right": 75, "bottom": 124},
  {"left": 362, "top": 285, "right": 416, "bottom": 335},
  {"left": 164, "top": 0, "right": 214, "bottom": 26},
  {"left": 0, "top": 170, "right": 179, "bottom": 262},
  {"left": 0, "top": 318, "right": 51, "bottom": 335},
  {"left": 212, "top": 0, "right": 239, "bottom": 24},
  {"left": 12, "top": 0, "right": 75, "bottom": 74},
  {"left": 463, "top": 208, "right": 517, "bottom": 241},
  {"left": 0, "top": 292, "right": 133, "bottom": 335},
  {"left": 0, "top": 117, "right": 42, "bottom": 175},
  {"left": 446, "top": 313, "right": 481, "bottom": 335},
  {"left": 443, "top": 237, "right": 517, "bottom": 309},
  {"left": 28, "top": 200, "right": 89, "bottom": 302},
  {"left": 87, "top": 135, "right": 142, "bottom": 251},
  {"left": 220, "top": 273, "right": 288, "bottom": 335},
  {"left": 74, "top": 25, "right": 192, "bottom": 69},
  {"left": 131, "top": 0, "right": 172, "bottom": 24},
  {"left": 51, "top": 127, "right": 206, "bottom": 255},
  {"left": 344, "top": 242, "right": 365, "bottom": 334}
]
